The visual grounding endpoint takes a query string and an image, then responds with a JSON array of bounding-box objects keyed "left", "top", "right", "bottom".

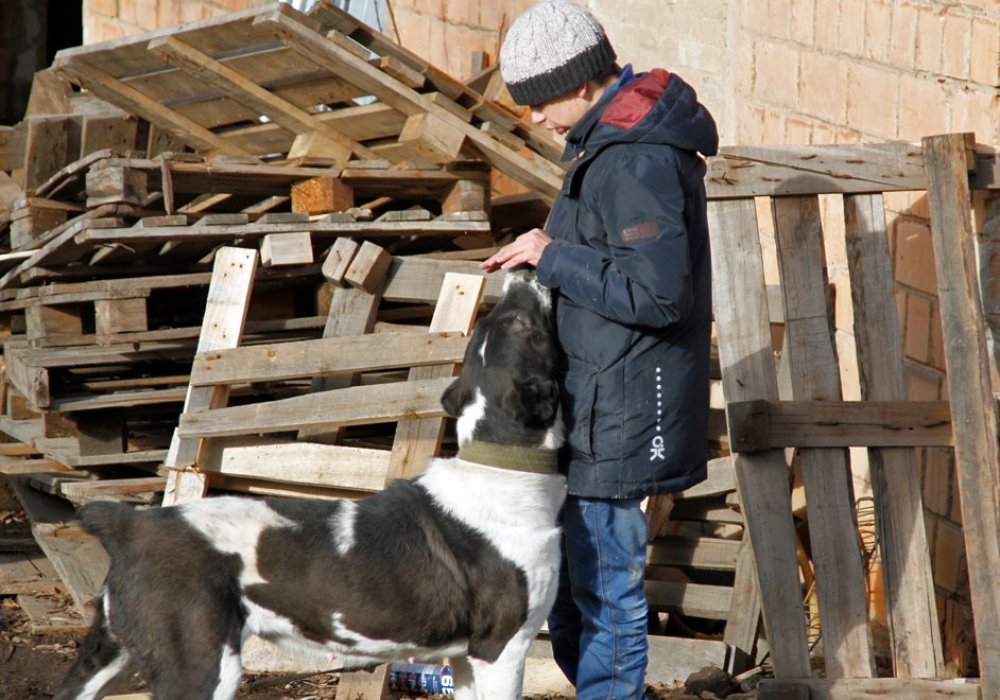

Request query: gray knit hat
[{"left": 500, "top": 0, "right": 617, "bottom": 106}]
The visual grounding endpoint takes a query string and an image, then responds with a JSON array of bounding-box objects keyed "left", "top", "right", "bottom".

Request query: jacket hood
[{"left": 565, "top": 68, "right": 719, "bottom": 160}]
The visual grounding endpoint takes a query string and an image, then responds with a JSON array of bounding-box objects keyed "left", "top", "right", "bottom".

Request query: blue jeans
[{"left": 548, "top": 496, "right": 649, "bottom": 700}]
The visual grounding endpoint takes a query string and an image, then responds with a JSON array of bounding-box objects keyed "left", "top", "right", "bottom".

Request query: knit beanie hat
[{"left": 500, "top": 0, "right": 617, "bottom": 106}]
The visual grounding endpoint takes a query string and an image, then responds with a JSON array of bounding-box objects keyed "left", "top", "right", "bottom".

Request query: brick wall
[
  {"left": 81, "top": 0, "right": 999, "bottom": 673},
  {"left": 82, "top": 0, "right": 270, "bottom": 43}
]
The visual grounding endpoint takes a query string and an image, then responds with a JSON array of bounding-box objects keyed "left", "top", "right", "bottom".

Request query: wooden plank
[
  {"left": 708, "top": 198, "right": 811, "bottom": 678},
  {"left": 647, "top": 537, "right": 740, "bottom": 570},
  {"left": 772, "top": 194, "right": 874, "bottom": 678},
  {"left": 162, "top": 247, "right": 258, "bottom": 504},
  {"left": 924, "top": 133, "right": 1000, "bottom": 695},
  {"left": 190, "top": 331, "right": 467, "bottom": 386},
  {"left": 17, "top": 592, "right": 88, "bottom": 634},
  {"left": 198, "top": 437, "right": 389, "bottom": 492},
  {"left": 299, "top": 241, "right": 388, "bottom": 444},
  {"left": 844, "top": 192, "right": 944, "bottom": 678},
  {"left": 706, "top": 143, "right": 926, "bottom": 199},
  {"left": 644, "top": 579, "right": 733, "bottom": 620},
  {"left": 9, "top": 479, "right": 107, "bottom": 618},
  {"left": 726, "top": 399, "right": 953, "bottom": 450},
  {"left": 260, "top": 232, "right": 314, "bottom": 267},
  {"left": 757, "top": 678, "right": 981, "bottom": 700},
  {"left": 0, "top": 551, "right": 60, "bottom": 595},
  {"left": 178, "top": 376, "right": 453, "bottom": 438},
  {"left": 59, "top": 477, "right": 165, "bottom": 504},
  {"left": 23, "top": 116, "right": 72, "bottom": 190}
]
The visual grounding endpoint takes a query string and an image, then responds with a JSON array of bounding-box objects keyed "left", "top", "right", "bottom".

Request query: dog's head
[{"left": 442, "top": 268, "right": 562, "bottom": 449}]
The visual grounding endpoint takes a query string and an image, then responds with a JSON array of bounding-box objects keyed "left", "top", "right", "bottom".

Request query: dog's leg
[
  {"left": 449, "top": 655, "right": 478, "bottom": 700},
  {"left": 143, "top": 640, "right": 242, "bottom": 700},
  {"left": 469, "top": 631, "right": 536, "bottom": 700},
  {"left": 53, "top": 595, "right": 131, "bottom": 700}
]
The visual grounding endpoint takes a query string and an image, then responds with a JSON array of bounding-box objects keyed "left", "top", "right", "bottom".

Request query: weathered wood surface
[
  {"left": 708, "top": 197, "right": 811, "bottom": 678},
  {"left": 726, "top": 399, "right": 953, "bottom": 450},
  {"left": 162, "top": 247, "right": 257, "bottom": 503},
  {"left": 843, "top": 192, "right": 943, "bottom": 677},
  {"left": 924, "top": 133, "right": 1000, "bottom": 698},
  {"left": 772, "top": 194, "right": 874, "bottom": 678},
  {"left": 189, "top": 331, "right": 468, "bottom": 386},
  {"left": 757, "top": 678, "right": 982, "bottom": 700}
]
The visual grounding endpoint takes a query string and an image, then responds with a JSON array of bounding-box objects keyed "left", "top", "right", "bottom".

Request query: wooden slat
[
  {"left": 9, "top": 479, "right": 107, "bottom": 619},
  {"left": 706, "top": 143, "right": 926, "bottom": 199},
  {"left": 924, "top": 132, "right": 1000, "bottom": 697},
  {"left": 647, "top": 537, "right": 740, "bottom": 571},
  {"left": 772, "top": 194, "right": 874, "bottom": 678},
  {"left": 757, "top": 678, "right": 981, "bottom": 700},
  {"left": 299, "top": 240, "right": 387, "bottom": 443},
  {"left": 190, "top": 331, "right": 468, "bottom": 386},
  {"left": 726, "top": 400, "right": 953, "bottom": 450},
  {"left": 162, "top": 247, "right": 258, "bottom": 504},
  {"left": 198, "top": 437, "right": 390, "bottom": 492},
  {"left": 843, "top": 192, "right": 943, "bottom": 677},
  {"left": 645, "top": 580, "right": 733, "bottom": 620},
  {"left": 177, "top": 376, "right": 453, "bottom": 438},
  {"left": 709, "top": 197, "right": 811, "bottom": 678}
]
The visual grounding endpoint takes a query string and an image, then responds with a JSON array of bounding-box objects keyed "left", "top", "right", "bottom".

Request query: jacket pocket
[{"left": 563, "top": 363, "right": 598, "bottom": 462}]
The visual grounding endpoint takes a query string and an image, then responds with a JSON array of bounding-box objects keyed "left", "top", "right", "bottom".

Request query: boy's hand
[{"left": 480, "top": 228, "right": 552, "bottom": 272}]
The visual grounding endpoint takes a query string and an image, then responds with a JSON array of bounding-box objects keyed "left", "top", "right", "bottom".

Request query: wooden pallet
[
  {"left": 710, "top": 135, "right": 999, "bottom": 699},
  {"left": 50, "top": 2, "right": 565, "bottom": 200}
]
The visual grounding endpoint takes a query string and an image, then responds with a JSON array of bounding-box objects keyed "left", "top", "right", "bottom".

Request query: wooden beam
[
  {"left": 189, "top": 331, "right": 468, "bottom": 386},
  {"left": 924, "top": 132, "right": 1000, "bottom": 697},
  {"left": 177, "top": 376, "right": 453, "bottom": 439},
  {"left": 162, "top": 247, "right": 257, "bottom": 504},
  {"left": 726, "top": 399, "right": 953, "bottom": 451},
  {"left": 772, "top": 194, "right": 874, "bottom": 678},
  {"left": 844, "top": 191, "right": 944, "bottom": 677},
  {"left": 757, "top": 678, "right": 981, "bottom": 700},
  {"left": 708, "top": 197, "right": 811, "bottom": 678}
]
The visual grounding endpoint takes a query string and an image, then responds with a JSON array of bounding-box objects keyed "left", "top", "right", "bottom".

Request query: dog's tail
[{"left": 77, "top": 500, "right": 136, "bottom": 558}]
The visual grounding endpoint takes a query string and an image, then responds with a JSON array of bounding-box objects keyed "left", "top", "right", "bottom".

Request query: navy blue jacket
[{"left": 535, "top": 68, "right": 718, "bottom": 499}]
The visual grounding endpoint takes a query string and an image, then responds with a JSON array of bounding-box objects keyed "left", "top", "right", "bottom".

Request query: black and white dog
[{"left": 54, "top": 269, "right": 565, "bottom": 700}]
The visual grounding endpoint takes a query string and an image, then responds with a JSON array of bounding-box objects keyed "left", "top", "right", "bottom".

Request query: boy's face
[{"left": 528, "top": 85, "right": 591, "bottom": 136}]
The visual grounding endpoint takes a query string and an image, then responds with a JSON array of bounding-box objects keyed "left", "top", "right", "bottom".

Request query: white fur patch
[
  {"left": 416, "top": 457, "right": 565, "bottom": 655},
  {"left": 180, "top": 497, "right": 294, "bottom": 586},
  {"left": 76, "top": 648, "right": 129, "bottom": 700},
  {"left": 502, "top": 271, "right": 552, "bottom": 312},
  {"left": 241, "top": 599, "right": 467, "bottom": 672},
  {"left": 477, "top": 332, "right": 489, "bottom": 364},
  {"left": 213, "top": 644, "right": 243, "bottom": 700},
  {"left": 455, "top": 388, "right": 487, "bottom": 447},
  {"left": 330, "top": 500, "right": 358, "bottom": 556}
]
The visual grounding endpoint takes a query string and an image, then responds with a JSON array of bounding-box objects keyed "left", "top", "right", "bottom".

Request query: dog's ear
[
  {"left": 441, "top": 377, "right": 468, "bottom": 417},
  {"left": 504, "top": 376, "right": 559, "bottom": 428}
]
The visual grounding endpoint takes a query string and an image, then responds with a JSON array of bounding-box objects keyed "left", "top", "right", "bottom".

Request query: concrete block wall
[{"left": 80, "top": 0, "right": 1000, "bottom": 674}]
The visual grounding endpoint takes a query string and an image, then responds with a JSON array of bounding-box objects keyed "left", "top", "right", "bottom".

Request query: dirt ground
[{"left": 0, "top": 478, "right": 756, "bottom": 700}]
